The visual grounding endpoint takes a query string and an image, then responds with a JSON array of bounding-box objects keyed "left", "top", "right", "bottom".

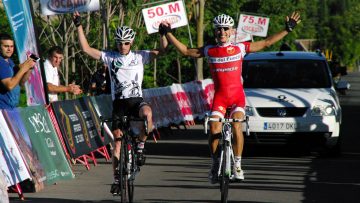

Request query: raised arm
[
  {"left": 249, "top": 12, "right": 301, "bottom": 52},
  {"left": 149, "top": 32, "right": 169, "bottom": 60},
  {"left": 1, "top": 58, "right": 35, "bottom": 90},
  {"left": 73, "top": 11, "right": 102, "bottom": 60},
  {"left": 160, "top": 22, "right": 204, "bottom": 58}
]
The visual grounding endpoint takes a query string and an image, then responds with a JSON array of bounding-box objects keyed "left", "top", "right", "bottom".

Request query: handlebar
[
  {"left": 100, "top": 116, "right": 148, "bottom": 136},
  {"left": 204, "top": 115, "right": 247, "bottom": 135}
]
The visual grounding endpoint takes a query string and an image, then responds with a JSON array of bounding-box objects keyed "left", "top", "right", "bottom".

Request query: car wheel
[{"left": 321, "top": 122, "right": 342, "bottom": 157}]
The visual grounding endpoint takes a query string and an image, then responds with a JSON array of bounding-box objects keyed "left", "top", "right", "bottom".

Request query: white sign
[
  {"left": 40, "top": 0, "right": 100, "bottom": 16},
  {"left": 238, "top": 14, "right": 269, "bottom": 37},
  {"left": 142, "top": 0, "right": 188, "bottom": 34}
]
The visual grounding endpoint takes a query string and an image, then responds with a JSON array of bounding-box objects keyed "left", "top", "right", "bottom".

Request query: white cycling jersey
[{"left": 101, "top": 50, "right": 151, "bottom": 100}]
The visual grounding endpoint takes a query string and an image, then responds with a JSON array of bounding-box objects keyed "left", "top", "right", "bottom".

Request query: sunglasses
[
  {"left": 216, "top": 27, "right": 230, "bottom": 31},
  {"left": 116, "top": 41, "right": 131, "bottom": 46}
]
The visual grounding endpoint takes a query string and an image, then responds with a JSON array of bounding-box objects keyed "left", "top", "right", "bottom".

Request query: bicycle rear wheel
[
  {"left": 119, "top": 140, "right": 129, "bottom": 202},
  {"left": 220, "top": 144, "right": 229, "bottom": 203}
]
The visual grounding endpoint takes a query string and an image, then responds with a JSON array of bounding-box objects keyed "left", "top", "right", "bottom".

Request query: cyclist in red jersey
[{"left": 160, "top": 12, "right": 301, "bottom": 183}]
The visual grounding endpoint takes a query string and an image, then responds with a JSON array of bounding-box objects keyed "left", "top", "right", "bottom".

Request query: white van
[{"left": 242, "top": 51, "right": 349, "bottom": 153}]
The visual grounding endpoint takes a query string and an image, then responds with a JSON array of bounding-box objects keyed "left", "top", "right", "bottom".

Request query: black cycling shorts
[{"left": 111, "top": 97, "right": 149, "bottom": 131}]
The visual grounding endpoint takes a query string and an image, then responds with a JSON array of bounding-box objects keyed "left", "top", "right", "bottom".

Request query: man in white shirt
[{"left": 44, "top": 46, "right": 82, "bottom": 102}]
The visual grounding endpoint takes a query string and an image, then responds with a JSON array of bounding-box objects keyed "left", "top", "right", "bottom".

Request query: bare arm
[
  {"left": 47, "top": 83, "right": 82, "bottom": 95},
  {"left": 165, "top": 32, "right": 204, "bottom": 58},
  {"left": 149, "top": 34, "right": 169, "bottom": 60},
  {"left": 1, "top": 58, "right": 35, "bottom": 90},
  {"left": 249, "top": 30, "right": 289, "bottom": 52},
  {"left": 74, "top": 11, "right": 102, "bottom": 60},
  {"left": 160, "top": 22, "right": 204, "bottom": 58},
  {"left": 20, "top": 69, "right": 32, "bottom": 86},
  {"left": 249, "top": 12, "right": 301, "bottom": 52}
]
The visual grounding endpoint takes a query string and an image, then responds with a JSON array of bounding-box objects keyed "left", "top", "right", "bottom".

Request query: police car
[{"left": 242, "top": 51, "right": 346, "bottom": 152}]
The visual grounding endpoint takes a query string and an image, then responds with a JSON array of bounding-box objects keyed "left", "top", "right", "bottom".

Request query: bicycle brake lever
[{"left": 204, "top": 116, "right": 209, "bottom": 135}]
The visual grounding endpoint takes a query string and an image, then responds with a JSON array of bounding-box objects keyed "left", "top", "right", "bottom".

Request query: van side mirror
[{"left": 335, "top": 80, "right": 350, "bottom": 91}]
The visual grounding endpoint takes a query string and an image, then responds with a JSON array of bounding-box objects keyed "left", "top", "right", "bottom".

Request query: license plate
[{"left": 264, "top": 122, "right": 297, "bottom": 130}]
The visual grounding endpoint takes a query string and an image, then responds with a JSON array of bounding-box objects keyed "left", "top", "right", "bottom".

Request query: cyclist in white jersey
[{"left": 73, "top": 11, "right": 168, "bottom": 194}]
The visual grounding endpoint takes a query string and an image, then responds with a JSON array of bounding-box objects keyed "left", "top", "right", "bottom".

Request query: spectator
[
  {"left": 89, "top": 64, "right": 110, "bottom": 95},
  {"left": 0, "top": 33, "right": 36, "bottom": 109},
  {"left": 44, "top": 46, "right": 82, "bottom": 102}
]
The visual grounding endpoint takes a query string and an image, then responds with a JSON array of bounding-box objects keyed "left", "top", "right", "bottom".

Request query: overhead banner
[
  {"left": 40, "top": 0, "right": 100, "bottom": 15},
  {"left": 51, "top": 97, "right": 110, "bottom": 158},
  {"left": 2, "top": 109, "right": 46, "bottom": 191},
  {"left": 18, "top": 106, "right": 74, "bottom": 185},
  {"left": 237, "top": 14, "right": 270, "bottom": 37},
  {"left": 3, "top": 0, "right": 47, "bottom": 106},
  {"left": 0, "top": 112, "right": 31, "bottom": 187},
  {"left": 142, "top": 0, "right": 188, "bottom": 34}
]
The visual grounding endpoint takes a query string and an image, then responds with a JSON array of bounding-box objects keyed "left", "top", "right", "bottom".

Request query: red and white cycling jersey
[{"left": 204, "top": 42, "right": 250, "bottom": 117}]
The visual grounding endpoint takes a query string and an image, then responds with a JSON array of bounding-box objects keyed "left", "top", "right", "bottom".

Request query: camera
[{"left": 29, "top": 54, "right": 40, "bottom": 62}]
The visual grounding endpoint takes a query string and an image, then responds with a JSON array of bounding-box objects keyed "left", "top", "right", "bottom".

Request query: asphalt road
[{"left": 8, "top": 72, "right": 360, "bottom": 203}]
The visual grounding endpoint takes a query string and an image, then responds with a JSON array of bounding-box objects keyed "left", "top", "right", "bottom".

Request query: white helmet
[
  {"left": 213, "top": 14, "right": 234, "bottom": 28},
  {"left": 114, "top": 26, "right": 135, "bottom": 42}
]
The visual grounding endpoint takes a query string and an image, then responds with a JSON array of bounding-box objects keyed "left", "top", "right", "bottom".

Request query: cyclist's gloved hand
[
  {"left": 73, "top": 14, "right": 82, "bottom": 27},
  {"left": 159, "top": 22, "right": 171, "bottom": 36},
  {"left": 285, "top": 12, "right": 301, "bottom": 32}
]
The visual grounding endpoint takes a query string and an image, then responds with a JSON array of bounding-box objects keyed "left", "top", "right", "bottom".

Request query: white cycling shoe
[{"left": 232, "top": 162, "right": 244, "bottom": 180}]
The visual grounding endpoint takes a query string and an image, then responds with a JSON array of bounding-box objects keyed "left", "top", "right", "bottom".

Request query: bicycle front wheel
[
  {"left": 127, "top": 143, "right": 135, "bottom": 202},
  {"left": 119, "top": 140, "right": 129, "bottom": 202},
  {"left": 220, "top": 144, "right": 229, "bottom": 203}
]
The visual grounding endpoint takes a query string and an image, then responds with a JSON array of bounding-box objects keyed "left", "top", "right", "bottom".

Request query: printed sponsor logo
[
  {"left": 47, "top": 0, "right": 91, "bottom": 13},
  {"left": 212, "top": 66, "right": 239, "bottom": 72},
  {"left": 227, "top": 46, "right": 235, "bottom": 54},
  {"left": 208, "top": 53, "right": 241, "bottom": 63},
  {"left": 152, "top": 15, "right": 181, "bottom": 30}
]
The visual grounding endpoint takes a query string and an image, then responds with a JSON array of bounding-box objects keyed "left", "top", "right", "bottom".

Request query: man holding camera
[{"left": 0, "top": 33, "right": 36, "bottom": 109}]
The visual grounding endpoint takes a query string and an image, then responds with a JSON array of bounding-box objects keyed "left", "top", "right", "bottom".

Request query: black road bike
[{"left": 101, "top": 116, "right": 148, "bottom": 203}]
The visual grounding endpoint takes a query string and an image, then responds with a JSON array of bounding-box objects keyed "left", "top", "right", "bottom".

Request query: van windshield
[{"left": 242, "top": 59, "right": 332, "bottom": 88}]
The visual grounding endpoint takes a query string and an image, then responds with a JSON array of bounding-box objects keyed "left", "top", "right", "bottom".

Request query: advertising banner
[
  {"left": 182, "top": 81, "right": 209, "bottom": 119},
  {"left": 3, "top": 0, "right": 47, "bottom": 106},
  {"left": 51, "top": 98, "right": 110, "bottom": 158},
  {"left": 237, "top": 14, "right": 270, "bottom": 37},
  {"left": 18, "top": 106, "right": 74, "bottom": 185},
  {"left": 40, "top": 0, "right": 100, "bottom": 15},
  {"left": 79, "top": 97, "right": 111, "bottom": 145},
  {"left": 142, "top": 0, "right": 188, "bottom": 34},
  {"left": 90, "top": 95, "right": 114, "bottom": 140},
  {"left": 0, "top": 112, "right": 31, "bottom": 187},
  {"left": 0, "top": 172, "right": 9, "bottom": 203},
  {"left": 90, "top": 95, "right": 113, "bottom": 119},
  {"left": 2, "top": 109, "right": 46, "bottom": 191}
]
